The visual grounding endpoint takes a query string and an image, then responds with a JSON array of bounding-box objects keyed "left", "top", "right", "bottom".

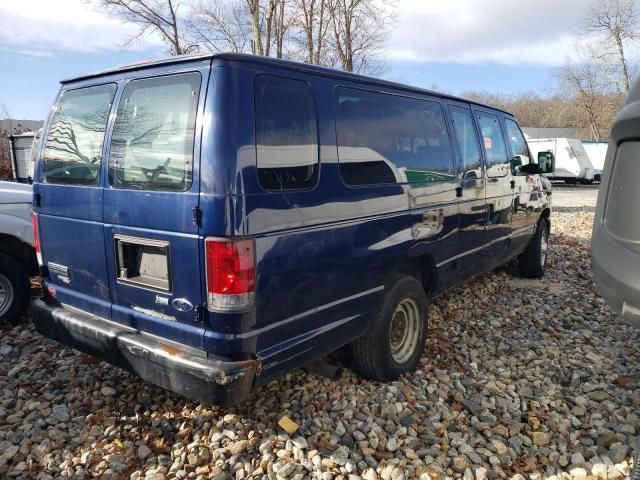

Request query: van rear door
[
  {"left": 35, "top": 83, "right": 117, "bottom": 319},
  {"left": 102, "top": 64, "right": 210, "bottom": 349},
  {"left": 104, "top": 61, "right": 210, "bottom": 348}
]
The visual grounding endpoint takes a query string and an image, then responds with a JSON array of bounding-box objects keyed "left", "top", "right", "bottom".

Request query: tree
[
  {"left": 0, "top": 105, "right": 13, "bottom": 180},
  {"left": 188, "top": 0, "right": 253, "bottom": 53},
  {"left": 93, "top": 0, "right": 197, "bottom": 55},
  {"left": 556, "top": 46, "right": 621, "bottom": 141},
  {"left": 327, "top": 0, "right": 394, "bottom": 74},
  {"left": 298, "top": 0, "right": 330, "bottom": 64},
  {"left": 190, "top": 0, "right": 291, "bottom": 57},
  {"left": 580, "top": 0, "right": 639, "bottom": 94}
]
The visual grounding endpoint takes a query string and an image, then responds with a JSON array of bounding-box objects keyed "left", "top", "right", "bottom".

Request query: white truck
[
  {"left": 526, "top": 137, "right": 596, "bottom": 184},
  {"left": 0, "top": 181, "right": 37, "bottom": 324}
]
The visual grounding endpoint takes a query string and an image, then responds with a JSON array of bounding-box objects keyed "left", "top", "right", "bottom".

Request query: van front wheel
[
  {"left": 518, "top": 218, "right": 550, "bottom": 279},
  {"left": 351, "top": 275, "right": 427, "bottom": 381}
]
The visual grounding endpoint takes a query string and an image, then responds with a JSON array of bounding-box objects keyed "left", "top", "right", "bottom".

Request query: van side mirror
[{"left": 538, "top": 151, "right": 555, "bottom": 174}]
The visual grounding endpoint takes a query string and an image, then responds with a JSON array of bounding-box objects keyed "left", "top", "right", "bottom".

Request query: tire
[
  {"left": 0, "top": 253, "right": 31, "bottom": 325},
  {"left": 518, "top": 218, "right": 550, "bottom": 279},
  {"left": 351, "top": 275, "right": 427, "bottom": 381}
]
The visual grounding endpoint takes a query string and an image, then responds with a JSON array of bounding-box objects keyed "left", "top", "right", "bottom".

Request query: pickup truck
[{"left": 0, "top": 181, "right": 37, "bottom": 324}]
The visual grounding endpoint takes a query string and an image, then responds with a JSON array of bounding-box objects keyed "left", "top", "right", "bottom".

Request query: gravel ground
[{"left": 1, "top": 186, "right": 638, "bottom": 480}]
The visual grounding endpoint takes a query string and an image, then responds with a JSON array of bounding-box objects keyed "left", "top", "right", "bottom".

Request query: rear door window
[
  {"left": 43, "top": 84, "right": 116, "bottom": 185},
  {"left": 255, "top": 75, "right": 318, "bottom": 191},
  {"left": 476, "top": 112, "right": 509, "bottom": 178},
  {"left": 109, "top": 72, "right": 201, "bottom": 191},
  {"left": 335, "top": 88, "right": 455, "bottom": 186},
  {"left": 450, "top": 106, "right": 482, "bottom": 180}
]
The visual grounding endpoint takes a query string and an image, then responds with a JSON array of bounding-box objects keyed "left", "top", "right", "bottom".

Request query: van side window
[
  {"left": 504, "top": 118, "right": 531, "bottom": 174},
  {"left": 109, "top": 72, "right": 201, "bottom": 191},
  {"left": 255, "top": 75, "right": 318, "bottom": 191},
  {"left": 476, "top": 113, "right": 509, "bottom": 178},
  {"left": 450, "top": 106, "right": 482, "bottom": 179},
  {"left": 43, "top": 84, "right": 116, "bottom": 185},
  {"left": 335, "top": 88, "right": 455, "bottom": 186}
]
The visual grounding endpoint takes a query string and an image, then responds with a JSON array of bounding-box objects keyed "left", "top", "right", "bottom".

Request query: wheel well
[
  {"left": 0, "top": 234, "right": 38, "bottom": 276},
  {"left": 393, "top": 255, "right": 437, "bottom": 299}
]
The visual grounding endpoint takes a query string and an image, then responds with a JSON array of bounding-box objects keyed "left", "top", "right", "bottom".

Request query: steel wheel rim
[
  {"left": 0, "top": 273, "right": 14, "bottom": 317},
  {"left": 540, "top": 223, "right": 548, "bottom": 267},
  {"left": 389, "top": 297, "right": 420, "bottom": 364}
]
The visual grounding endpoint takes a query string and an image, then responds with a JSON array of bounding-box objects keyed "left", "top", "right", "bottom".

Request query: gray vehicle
[
  {"left": 0, "top": 181, "right": 37, "bottom": 324},
  {"left": 592, "top": 79, "right": 640, "bottom": 328}
]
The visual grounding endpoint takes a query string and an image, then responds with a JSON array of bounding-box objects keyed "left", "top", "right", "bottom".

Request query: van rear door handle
[
  {"left": 510, "top": 180, "right": 515, "bottom": 189},
  {"left": 455, "top": 186, "right": 463, "bottom": 198}
]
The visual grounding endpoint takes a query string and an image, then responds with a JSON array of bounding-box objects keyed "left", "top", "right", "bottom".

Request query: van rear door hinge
[
  {"left": 192, "top": 206, "right": 202, "bottom": 227},
  {"left": 33, "top": 192, "right": 41, "bottom": 207}
]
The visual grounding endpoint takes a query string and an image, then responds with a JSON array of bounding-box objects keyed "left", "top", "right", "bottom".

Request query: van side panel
[{"left": 198, "top": 61, "right": 461, "bottom": 380}]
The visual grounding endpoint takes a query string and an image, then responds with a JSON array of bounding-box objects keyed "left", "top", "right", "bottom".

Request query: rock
[
  {"left": 137, "top": 444, "right": 152, "bottom": 460},
  {"left": 475, "top": 467, "right": 488, "bottom": 480},
  {"left": 51, "top": 404, "right": 70, "bottom": 423},
  {"left": 591, "top": 463, "right": 608, "bottom": 478},
  {"left": 491, "top": 439, "right": 507, "bottom": 455},
  {"left": 363, "top": 469, "right": 378, "bottom": 480},
  {"left": 532, "top": 432, "right": 550, "bottom": 446},
  {"left": 291, "top": 437, "right": 307, "bottom": 450},
  {"left": 226, "top": 440, "right": 248, "bottom": 455},
  {"left": 451, "top": 456, "right": 470, "bottom": 473},
  {"left": 574, "top": 396, "right": 588, "bottom": 407},
  {"left": 386, "top": 437, "right": 399, "bottom": 452},
  {"left": 597, "top": 432, "right": 618, "bottom": 449},
  {"left": 571, "top": 453, "right": 586, "bottom": 466},
  {"left": 608, "top": 443, "right": 629, "bottom": 463},
  {"left": 569, "top": 467, "right": 587, "bottom": 478},
  {"left": 101, "top": 386, "right": 116, "bottom": 396}
]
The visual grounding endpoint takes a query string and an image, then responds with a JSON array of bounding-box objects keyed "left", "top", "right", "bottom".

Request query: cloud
[
  {"left": 388, "top": 0, "right": 590, "bottom": 66},
  {"left": 0, "top": 0, "right": 163, "bottom": 53},
  {"left": 16, "top": 49, "right": 55, "bottom": 58}
]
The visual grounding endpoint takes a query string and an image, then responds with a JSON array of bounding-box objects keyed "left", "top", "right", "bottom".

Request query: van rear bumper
[{"left": 31, "top": 299, "right": 258, "bottom": 405}]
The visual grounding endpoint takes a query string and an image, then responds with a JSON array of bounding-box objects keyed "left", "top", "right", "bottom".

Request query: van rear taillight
[
  {"left": 32, "top": 212, "right": 42, "bottom": 265},
  {"left": 205, "top": 238, "right": 255, "bottom": 312}
]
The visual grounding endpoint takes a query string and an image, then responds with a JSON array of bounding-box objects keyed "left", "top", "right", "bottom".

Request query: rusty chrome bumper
[{"left": 31, "top": 299, "right": 257, "bottom": 405}]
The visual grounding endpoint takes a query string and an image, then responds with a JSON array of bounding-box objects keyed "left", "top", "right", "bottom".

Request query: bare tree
[
  {"left": 188, "top": 0, "right": 253, "bottom": 52},
  {"left": 580, "top": 0, "right": 639, "bottom": 94},
  {"left": 93, "top": 0, "right": 197, "bottom": 55},
  {"left": 298, "top": 0, "right": 330, "bottom": 64},
  {"left": 327, "top": 0, "right": 395, "bottom": 74},
  {"left": 0, "top": 105, "right": 13, "bottom": 180},
  {"left": 272, "top": 0, "right": 289, "bottom": 58},
  {"left": 556, "top": 46, "right": 621, "bottom": 141}
]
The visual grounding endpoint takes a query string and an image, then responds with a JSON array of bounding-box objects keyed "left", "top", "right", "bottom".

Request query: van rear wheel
[
  {"left": 518, "top": 218, "right": 549, "bottom": 279},
  {"left": 0, "top": 253, "right": 30, "bottom": 325},
  {"left": 351, "top": 275, "right": 427, "bottom": 381}
]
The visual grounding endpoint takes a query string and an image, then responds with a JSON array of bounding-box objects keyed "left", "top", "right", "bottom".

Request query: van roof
[{"left": 61, "top": 52, "right": 513, "bottom": 116}]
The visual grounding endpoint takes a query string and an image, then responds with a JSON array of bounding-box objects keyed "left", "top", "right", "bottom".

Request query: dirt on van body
[{"left": 0, "top": 185, "right": 637, "bottom": 480}]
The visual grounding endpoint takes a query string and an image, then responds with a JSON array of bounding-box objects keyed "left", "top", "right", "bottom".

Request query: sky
[{"left": 0, "top": 0, "right": 591, "bottom": 120}]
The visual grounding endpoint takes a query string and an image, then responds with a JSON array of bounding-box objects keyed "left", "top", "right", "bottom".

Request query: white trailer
[
  {"left": 582, "top": 141, "right": 608, "bottom": 181},
  {"left": 526, "top": 137, "right": 596, "bottom": 183}
]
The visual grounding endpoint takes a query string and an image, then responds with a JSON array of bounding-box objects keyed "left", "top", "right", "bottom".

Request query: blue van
[{"left": 31, "top": 54, "right": 554, "bottom": 405}]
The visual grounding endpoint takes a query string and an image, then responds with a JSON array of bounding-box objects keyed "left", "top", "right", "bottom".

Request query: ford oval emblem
[{"left": 172, "top": 298, "right": 194, "bottom": 312}]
